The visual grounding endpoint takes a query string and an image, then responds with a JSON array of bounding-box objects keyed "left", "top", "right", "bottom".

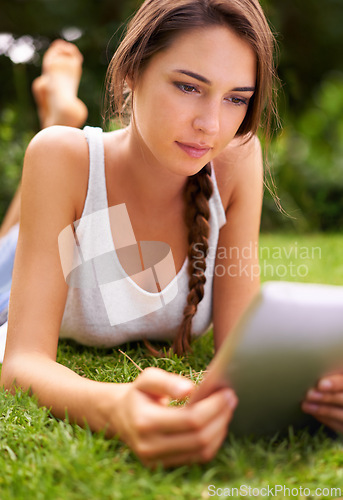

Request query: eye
[
  {"left": 227, "top": 96, "right": 249, "bottom": 106},
  {"left": 174, "top": 82, "right": 200, "bottom": 94}
]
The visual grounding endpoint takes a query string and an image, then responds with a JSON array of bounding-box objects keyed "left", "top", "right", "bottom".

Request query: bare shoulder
[
  {"left": 212, "top": 135, "right": 263, "bottom": 212},
  {"left": 24, "top": 125, "right": 89, "bottom": 221},
  {"left": 27, "top": 125, "right": 87, "bottom": 160}
]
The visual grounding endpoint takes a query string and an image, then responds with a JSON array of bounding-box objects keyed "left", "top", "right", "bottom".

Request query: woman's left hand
[{"left": 302, "top": 373, "right": 343, "bottom": 433}]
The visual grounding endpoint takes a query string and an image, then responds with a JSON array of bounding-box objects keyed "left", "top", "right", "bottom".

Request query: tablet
[{"left": 190, "top": 281, "right": 343, "bottom": 437}]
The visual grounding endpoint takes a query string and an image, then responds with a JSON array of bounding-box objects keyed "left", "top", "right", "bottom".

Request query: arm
[
  {"left": 0, "top": 126, "right": 237, "bottom": 467},
  {"left": 0, "top": 126, "right": 112, "bottom": 429},
  {"left": 212, "top": 138, "right": 343, "bottom": 434},
  {"left": 212, "top": 135, "right": 264, "bottom": 351}
]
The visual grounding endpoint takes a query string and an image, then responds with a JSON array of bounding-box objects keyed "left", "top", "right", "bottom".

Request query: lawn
[{"left": 0, "top": 233, "right": 343, "bottom": 500}]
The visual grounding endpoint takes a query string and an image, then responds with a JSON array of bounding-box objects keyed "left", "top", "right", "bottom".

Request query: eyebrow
[{"left": 173, "top": 69, "right": 256, "bottom": 92}]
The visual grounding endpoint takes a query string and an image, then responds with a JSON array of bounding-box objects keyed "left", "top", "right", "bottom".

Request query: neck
[{"left": 118, "top": 124, "right": 188, "bottom": 211}]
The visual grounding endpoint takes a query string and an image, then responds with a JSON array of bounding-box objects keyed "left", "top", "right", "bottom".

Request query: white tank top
[{"left": 59, "top": 126, "right": 227, "bottom": 347}]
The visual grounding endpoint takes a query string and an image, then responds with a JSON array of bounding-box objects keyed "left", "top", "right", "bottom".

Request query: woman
[{"left": 2, "top": 0, "right": 337, "bottom": 468}]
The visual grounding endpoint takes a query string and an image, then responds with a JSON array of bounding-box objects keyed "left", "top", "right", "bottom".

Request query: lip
[{"left": 176, "top": 141, "right": 212, "bottom": 159}]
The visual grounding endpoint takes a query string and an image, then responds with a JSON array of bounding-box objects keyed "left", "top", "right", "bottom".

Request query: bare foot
[{"left": 32, "top": 40, "right": 88, "bottom": 128}]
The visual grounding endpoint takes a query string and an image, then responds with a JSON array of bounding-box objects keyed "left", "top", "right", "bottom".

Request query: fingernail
[
  {"left": 318, "top": 379, "right": 333, "bottom": 391},
  {"left": 178, "top": 380, "right": 193, "bottom": 392},
  {"left": 307, "top": 389, "right": 323, "bottom": 400},
  {"left": 303, "top": 403, "right": 319, "bottom": 414},
  {"left": 226, "top": 391, "right": 238, "bottom": 409}
]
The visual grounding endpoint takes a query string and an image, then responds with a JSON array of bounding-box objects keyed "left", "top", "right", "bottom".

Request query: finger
[
  {"left": 136, "top": 387, "right": 237, "bottom": 434},
  {"left": 141, "top": 406, "right": 231, "bottom": 467},
  {"left": 317, "top": 375, "right": 343, "bottom": 393},
  {"left": 198, "top": 417, "right": 229, "bottom": 464},
  {"left": 135, "top": 367, "right": 194, "bottom": 400},
  {"left": 302, "top": 401, "right": 343, "bottom": 423},
  {"left": 195, "top": 409, "right": 232, "bottom": 464},
  {"left": 313, "top": 416, "right": 343, "bottom": 434},
  {"left": 305, "top": 389, "right": 343, "bottom": 406},
  {"left": 141, "top": 399, "right": 232, "bottom": 459},
  {"left": 145, "top": 437, "right": 221, "bottom": 469},
  {"left": 151, "top": 417, "right": 229, "bottom": 469}
]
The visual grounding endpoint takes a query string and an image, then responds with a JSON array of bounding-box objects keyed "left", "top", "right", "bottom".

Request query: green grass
[
  {"left": 1, "top": 233, "right": 343, "bottom": 499},
  {"left": 259, "top": 233, "right": 343, "bottom": 285}
]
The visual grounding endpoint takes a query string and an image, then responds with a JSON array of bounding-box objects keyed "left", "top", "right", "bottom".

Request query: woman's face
[{"left": 130, "top": 25, "right": 256, "bottom": 177}]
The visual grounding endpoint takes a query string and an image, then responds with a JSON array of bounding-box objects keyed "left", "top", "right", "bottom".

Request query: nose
[{"left": 192, "top": 101, "right": 220, "bottom": 136}]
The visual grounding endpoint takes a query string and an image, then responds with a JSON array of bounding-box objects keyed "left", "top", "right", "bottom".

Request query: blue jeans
[{"left": 0, "top": 223, "right": 19, "bottom": 324}]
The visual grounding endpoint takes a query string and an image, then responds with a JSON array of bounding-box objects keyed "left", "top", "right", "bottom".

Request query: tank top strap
[
  {"left": 81, "top": 126, "right": 108, "bottom": 217},
  {"left": 210, "top": 162, "right": 227, "bottom": 229}
]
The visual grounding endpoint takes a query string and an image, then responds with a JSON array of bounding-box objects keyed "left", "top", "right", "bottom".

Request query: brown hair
[{"left": 105, "top": 0, "right": 279, "bottom": 356}]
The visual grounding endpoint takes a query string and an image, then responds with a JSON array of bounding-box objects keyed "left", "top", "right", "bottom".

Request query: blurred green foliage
[
  {"left": 262, "top": 72, "right": 343, "bottom": 232},
  {"left": 260, "top": 0, "right": 343, "bottom": 232},
  {"left": 0, "top": 109, "right": 31, "bottom": 221},
  {"left": 0, "top": 0, "right": 342, "bottom": 232}
]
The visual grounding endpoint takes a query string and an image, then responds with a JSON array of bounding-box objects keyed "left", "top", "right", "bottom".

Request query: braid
[
  {"left": 172, "top": 162, "right": 213, "bottom": 356},
  {"left": 142, "top": 163, "right": 213, "bottom": 358}
]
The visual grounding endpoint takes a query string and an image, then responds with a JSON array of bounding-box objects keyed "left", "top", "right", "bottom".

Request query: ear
[{"left": 125, "top": 74, "right": 134, "bottom": 91}]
